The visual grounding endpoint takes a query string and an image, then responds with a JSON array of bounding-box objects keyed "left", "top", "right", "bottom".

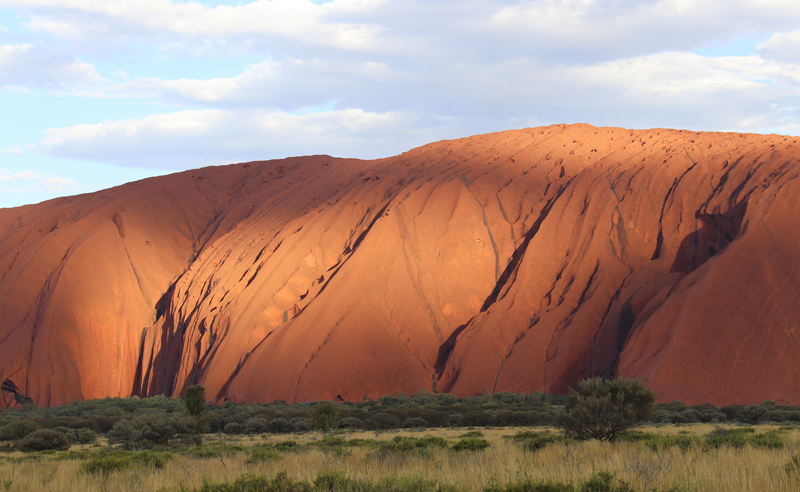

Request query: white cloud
[
  {"left": 0, "top": 169, "right": 78, "bottom": 194},
  {"left": 2, "top": 148, "right": 23, "bottom": 155},
  {"left": 33, "top": 107, "right": 450, "bottom": 168},
  {"left": 0, "top": 43, "right": 104, "bottom": 88},
  {"left": 0, "top": 170, "right": 39, "bottom": 182},
  {"left": 759, "top": 30, "right": 800, "bottom": 63},
  {"left": 2, "top": 0, "right": 385, "bottom": 55}
]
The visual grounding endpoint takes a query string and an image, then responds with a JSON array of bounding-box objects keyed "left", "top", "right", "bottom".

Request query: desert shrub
[
  {"left": 266, "top": 418, "right": 293, "bottom": 434},
  {"left": 66, "top": 427, "right": 97, "bottom": 444},
  {"left": 364, "top": 413, "right": 401, "bottom": 430},
  {"left": 17, "top": 428, "right": 70, "bottom": 452},
  {"left": 558, "top": 378, "right": 655, "bottom": 442},
  {"left": 80, "top": 450, "right": 170, "bottom": 474},
  {"left": 494, "top": 410, "right": 536, "bottom": 427},
  {"left": 378, "top": 436, "right": 448, "bottom": 454},
  {"left": 414, "top": 409, "right": 450, "bottom": 427},
  {"left": 290, "top": 417, "right": 310, "bottom": 432},
  {"left": 451, "top": 437, "right": 491, "bottom": 451},
  {"left": 719, "top": 405, "right": 743, "bottom": 422},
  {"left": 705, "top": 427, "right": 785, "bottom": 449},
  {"left": 485, "top": 471, "right": 633, "bottom": 492},
  {"left": 698, "top": 409, "right": 727, "bottom": 423},
  {"left": 678, "top": 409, "right": 701, "bottom": 423},
  {"left": 223, "top": 422, "right": 243, "bottom": 434},
  {"left": 532, "top": 410, "right": 560, "bottom": 426},
  {"left": 108, "top": 414, "right": 197, "bottom": 450},
  {"left": 183, "top": 441, "right": 244, "bottom": 458},
  {"left": 185, "top": 385, "right": 207, "bottom": 416},
  {"left": 188, "top": 471, "right": 310, "bottom": 492},
  {"left": 309, "top": 402, "right": 339, "bottom": 431},
  {"left": 339, "top": 417, "right": 363, "bottom": 429},
  {"left": 738, "top": 405, "right": 767, "bottom": 424},
  {"left": 650, "top": 411, "right": 673, "bottom": 424},
  {"left": 767, "top": 411, "right": 786, "bottom": 422},
  {"left": 246, "top": 445, "right": 282, "bottom": 464},
  {"left": 786, "top": 411, "right": 800, "bottom": 422},
  {"left": 458, "top": 410, "right": 494, "bottom": 427},
  {"left": 508, "top": 431, "right": 571, "bottom": 451},
  {"left": 459, "top": 431, "right": 484, "bottom": 438},
  {"left": 402, "top": 417, "right": 428, "bottom": 428},
  {"left": 243, "top": 417, "right": 270, "bottom": 434},
  {"left": 274, "top": 441, "right": 298, "bottom": 452},
  {"left": 0, "top": 420, "right": 41, "bottom": 441}
]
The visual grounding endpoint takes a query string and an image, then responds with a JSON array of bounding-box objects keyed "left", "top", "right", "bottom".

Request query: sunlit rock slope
[{"left": 2, "top": 124, "right": 799, "bottom": 407}]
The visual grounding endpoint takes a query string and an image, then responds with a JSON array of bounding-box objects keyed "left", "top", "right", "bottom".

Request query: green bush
[
  {"left": 267, "top": 418, "right": 294, "bottom": 434},
  {"left": 80, "top": 450, "right": 170, "bottom": 474},
  {"left": 309, "top": 402, "right": 339, "bottom": 431},
  {"left": 483, "top": 471, "right": 632, "bottom": 492},
  {"left": 0, "top": 420, "right": 41, "bottom": 441},
  {"left": 507, "top": 431, "right": 572, "bottom": 451},
  {"left": 223, "top": 422, "right": 243, "bottom": 434},
  {"left": 558, "top": 378, "right": 655, "bottom": 442},
  {"left": 108, "top": 413, "right": 197, "bottom": 450},
  {"left": 290, "top": 417, "right": 311, "bottom": 432},
  {"left": 451, "top": 437, "right": 491, "bottom": 452},
  {"left": 338, "top": 417, "right": 363, "bottom": 429},
  {"left": 185, "top": 385, "right": 207, "bottom": 416},
  {"left": 243, "top": 417, "right": 270, "bottom": 434},
  {"left": 402, "top": 417, "right": 428, "bottom": 428},
  {"left": 738, "top": 406, "right": 767, "bottom": 424},
  {"left": 191, "top": 471, "right": 310, "bottom": 492},
  {"left": 66, "top": 427, "right": 97, "bottom": 444},
  {"left": 364, "top": 413, "right": 400, "bottom": 430},
  {"left": 247, "top": 445, "right": 282, "bottom": 464},
  {"left": 183, "top": 441, "right": 245, "bottom": 458},
  {"left": 17, "top": 428, "right": 70, "bottom": 452}
]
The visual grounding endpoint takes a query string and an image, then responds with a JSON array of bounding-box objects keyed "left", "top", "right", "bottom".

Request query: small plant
[
  {"left": 80, "top": 450, "right": 170, "bottom": 474},
  {"left": 558, "top": 377, "right": 656, "bottom": 442},
  {"left": 246, "top": 445, "right": 281, "bottom": 464},
  {"left": 451, "top": 437, "right": 491, "bottom": 452}
]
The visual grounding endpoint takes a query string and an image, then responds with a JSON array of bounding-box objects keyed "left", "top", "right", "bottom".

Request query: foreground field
[{"left": 0, "top": 424, "right": 798, "bottom": 491}]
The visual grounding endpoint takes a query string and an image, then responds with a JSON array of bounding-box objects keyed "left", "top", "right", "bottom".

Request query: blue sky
[{"left": 2, "top": 0, "right": 800, "bottom": 208}]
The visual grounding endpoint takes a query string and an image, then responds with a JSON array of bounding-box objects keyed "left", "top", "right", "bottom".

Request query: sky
[{"left": 1, "top": 0, "right": 800, "bottom": 208}]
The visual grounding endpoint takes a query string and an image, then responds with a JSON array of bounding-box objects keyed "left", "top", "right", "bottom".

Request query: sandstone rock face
[{"left": 2, "top": 124, "right": 799, "bottom": 407}]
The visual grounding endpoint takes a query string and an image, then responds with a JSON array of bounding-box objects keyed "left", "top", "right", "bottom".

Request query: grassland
[{"left": 0, "top": 424, "right": 798, "bottom": 491}]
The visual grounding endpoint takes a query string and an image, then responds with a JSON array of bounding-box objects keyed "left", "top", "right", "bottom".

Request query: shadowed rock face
[{"left": 2, "top": 124, "right": 800, "bottom": 408}]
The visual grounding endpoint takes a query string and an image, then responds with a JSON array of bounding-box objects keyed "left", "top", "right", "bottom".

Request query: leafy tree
[
  {"left": 309, "top": 401, "right": 339, "bottom": 431},
  {"left": 558, "top": 377, "right": 655, "bottom": 442},
  {"left": 184, "top": 385, "right": 206, "bottom": 417}
]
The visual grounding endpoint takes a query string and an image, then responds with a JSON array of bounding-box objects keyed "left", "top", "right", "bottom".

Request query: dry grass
[{"left": 0, "top": 425, "right": 798, "bottom": 491}]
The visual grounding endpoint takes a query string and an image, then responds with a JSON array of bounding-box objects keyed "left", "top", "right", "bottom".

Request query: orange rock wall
[{"left": 1, "top": 124, "right": 799, "bottom": 407}]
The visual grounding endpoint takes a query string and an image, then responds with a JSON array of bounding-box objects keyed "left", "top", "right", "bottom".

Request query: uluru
[{"left": 1, "top": 123, "right": 799, "bottom": 408}]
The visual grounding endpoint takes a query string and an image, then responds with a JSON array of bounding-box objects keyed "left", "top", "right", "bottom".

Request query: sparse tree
[
  {"left": 558, "top": 377, "right": 656, "bottom": 442},
  {"left": 309, "top": 401, "right": 339, "bottom": 431},
  {"left": 184, "top": 385, "right": 206, "bottom": 417}
]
